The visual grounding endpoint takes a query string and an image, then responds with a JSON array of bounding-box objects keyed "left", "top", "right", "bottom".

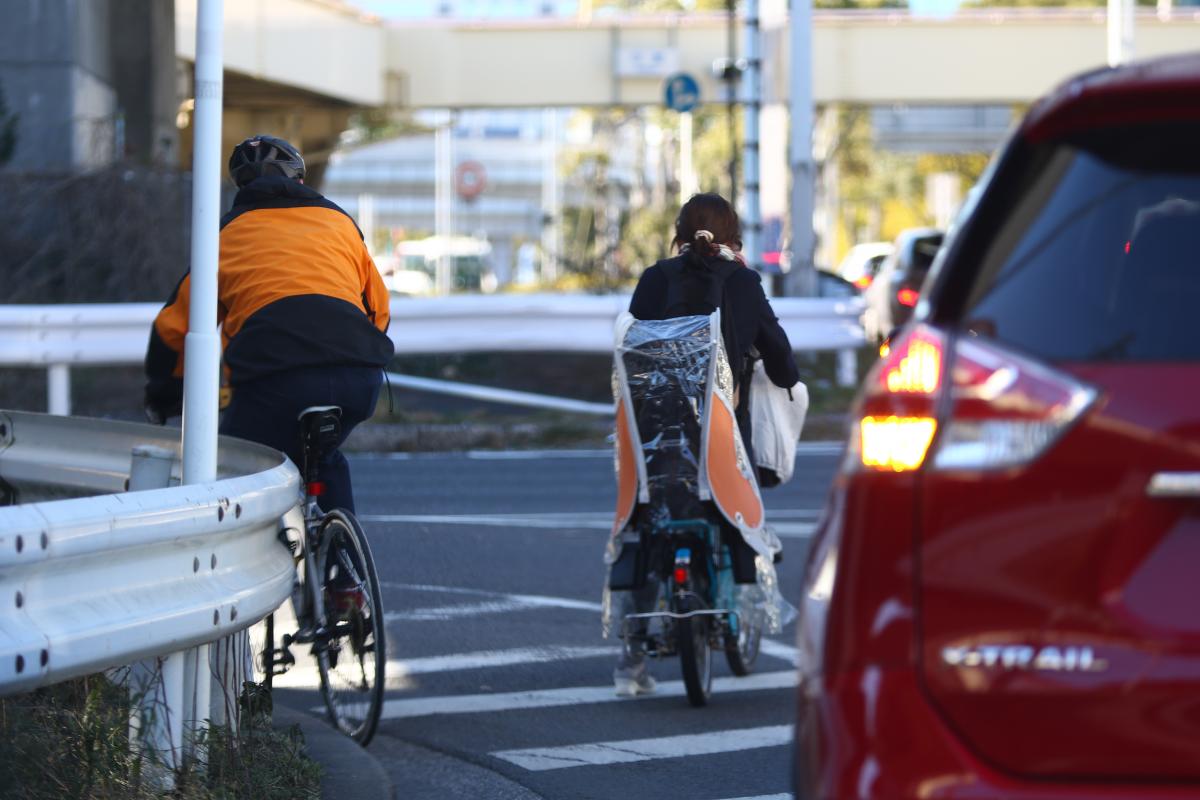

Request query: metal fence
[
  {"left": 0, "top": 293, "right": 866, "bottom": 415},
  {"left": 0, "top": 409, "right": 301, "bottom": 777}
]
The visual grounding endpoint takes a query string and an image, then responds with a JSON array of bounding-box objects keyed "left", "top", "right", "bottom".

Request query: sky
[{"left": 350, "top": 0, "right": 579, "bottom": 19}]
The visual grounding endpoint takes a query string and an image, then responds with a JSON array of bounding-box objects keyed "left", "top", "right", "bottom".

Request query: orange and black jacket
[{"left": 145, "top": 177, "right": 394, "bottom": 411}]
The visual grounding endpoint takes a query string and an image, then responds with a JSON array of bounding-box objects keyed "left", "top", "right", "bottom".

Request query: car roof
[{"left": 1022, "top": 51, "right": 1200, "bottom": 143}]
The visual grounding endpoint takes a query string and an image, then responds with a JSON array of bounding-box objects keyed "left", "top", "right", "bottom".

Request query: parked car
[
  {"left": 833, "top": 241, "right": 894, "bottom": 291},
  {"left": 860, "top": 227, "right": 943, "bottom": 344},
  {"left": 795, "top": 53, "right": 1200, "bottom": 799}
]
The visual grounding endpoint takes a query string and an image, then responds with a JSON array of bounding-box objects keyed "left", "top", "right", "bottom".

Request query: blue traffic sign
[{"left": 664, "top": 73, "right": 701, "bottom": 113}]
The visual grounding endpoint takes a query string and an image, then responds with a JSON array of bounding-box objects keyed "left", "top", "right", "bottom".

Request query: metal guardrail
[
  {"left": 0, "top": 409, "right": 299, "bottom": 702},
  {"left": 0, "top": 293, "right": 865, "bottom": 415}
]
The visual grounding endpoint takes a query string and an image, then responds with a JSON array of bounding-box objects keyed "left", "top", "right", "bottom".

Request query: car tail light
[
  {"left": 849, "top": 325, "right": 1097, "bottom": 474},
  {"left": 851, "top": 325, "right": 944, "bottom": 473},
  {"left": 932, "top": 335, "right": 1097, "bottom": 470},
  {"left": 853, "top": 275, "right": 872, "bottom": 290},
  {"left": 897, "top": 287, "right": 920, "bottom": 307}
]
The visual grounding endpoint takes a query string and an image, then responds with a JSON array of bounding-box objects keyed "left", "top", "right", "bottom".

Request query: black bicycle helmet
[{"left": 228, "top": 134, "right": 306, "bottom": 187}]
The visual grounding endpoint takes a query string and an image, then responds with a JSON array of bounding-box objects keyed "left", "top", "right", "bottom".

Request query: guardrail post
[
  {"left": 127, "top": 445, "right": 183, "bottom": 788},
  {"left": 47, "top": 365, "right": 70, "bottom": 416}
]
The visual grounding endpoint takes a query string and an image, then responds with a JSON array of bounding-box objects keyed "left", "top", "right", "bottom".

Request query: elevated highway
[
  {"left": 168, "top": 3, "right": 1199, "bottom": 184},
  {"left": 177, "top": 3, "right": 1200, "bottom": 112},
  {"left": 383, "top": 9, "right": 1200, "bottom": 107}
]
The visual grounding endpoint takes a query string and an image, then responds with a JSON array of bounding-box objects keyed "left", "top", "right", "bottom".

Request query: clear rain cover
[{"left": 602, "top": 313, "right": 796, "bottom": 637}]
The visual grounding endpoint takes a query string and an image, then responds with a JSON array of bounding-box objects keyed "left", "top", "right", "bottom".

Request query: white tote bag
[{"left": 749, "top": 361, "right": 809, "bottom": 485}]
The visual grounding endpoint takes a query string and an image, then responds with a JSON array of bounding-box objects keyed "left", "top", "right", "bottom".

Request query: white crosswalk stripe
[
  {"left": 380, "top": 669, "right": 797, "bottom": 720},
  {"left": 492, "top": 724, "right": 794, "bottom": 771},
  {"left": 360, "top": 509, "right": 818, "bottom": 538}
]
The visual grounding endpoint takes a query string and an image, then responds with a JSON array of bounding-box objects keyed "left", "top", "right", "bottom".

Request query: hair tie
[{"left": 694, "top": 230, "right": 714, "bottom": 244}]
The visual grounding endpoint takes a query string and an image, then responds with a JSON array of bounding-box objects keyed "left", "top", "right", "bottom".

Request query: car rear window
[{"left": 958, "top": 124, "right": 1200, "bottom": 362}]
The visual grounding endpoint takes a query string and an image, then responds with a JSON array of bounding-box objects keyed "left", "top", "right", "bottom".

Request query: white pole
[
  {"left": 435, "top": 112, "right": 454, "bottom": 296},
  {"left": 184, "top": 0, "right": 224, "bottom": 766},
  {"left": 1107, "top": 0, "right": 1135, "bottom": 66},
  {"left": 358, "top": 193, "right": 376, "bottom": 255},
  {"left": 540, "top": 108, "right": 560, "bottom": 285},
  {"left": 182, "top": 0, "right": 223, "bottom": 487},
  {"left": 743, "top": 0, "right": 763, "bottom": 277},
  {"left": 788, "top": 0, "right": 816, "bottom": 296},
  {"left": 47, "top": 364, "right": 70, "bottom": 416},
  {"left": 679, "top": 111, "right": 696, "bottom": 203}
]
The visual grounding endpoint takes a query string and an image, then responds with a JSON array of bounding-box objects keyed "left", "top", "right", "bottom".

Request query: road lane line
[
  {"left": 491, "top": 724, "right": 794, "bottom": 771},
  {"left": 760, "top": 639, "right": 801, "bottom": 665},
  {"left": 386, "top": 598, "right": 540, "bottom": 622},
  {"left": 382, "top": 583, "right": 604, "bottom": 612},
  {"left": 398, "top": 645, "right": 618, "bottom": 675},
  {"left": 380, "top": 670, "right": 797, "bottom": 720},
  {"left": 360, "top": 509, "right": 820, "bottom": 538},
  {"left": 715, "top": 795, "right": 792, "bottom": 800}
]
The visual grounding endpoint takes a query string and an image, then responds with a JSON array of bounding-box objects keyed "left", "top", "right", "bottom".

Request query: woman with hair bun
[
  {"left": 612, "top": 193, "right": 799, "bottom": 697},
  {"left": 630, "top": 192, "right": 799, "bottom": 429}
]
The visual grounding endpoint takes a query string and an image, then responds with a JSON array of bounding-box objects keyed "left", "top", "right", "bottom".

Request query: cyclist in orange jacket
[{"left": 144, "top": 135, "right": 394, "bottom": 514}]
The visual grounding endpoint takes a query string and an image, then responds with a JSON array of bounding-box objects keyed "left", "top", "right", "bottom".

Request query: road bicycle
[
  {"left": 621, "top": 519, "right": 763, "bottom": 707},
  {"left": 262, "top": 405, "right": 386, "bottom": 746}
]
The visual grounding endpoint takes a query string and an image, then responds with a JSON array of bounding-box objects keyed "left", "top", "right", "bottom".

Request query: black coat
[{"left": 628, "top": 254, "right": 800, "bottom": 391}]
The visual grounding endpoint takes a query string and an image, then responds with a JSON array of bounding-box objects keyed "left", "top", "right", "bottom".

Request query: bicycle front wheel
[{"left": 315, "top": 509, "right": 386, "bottom": 746}]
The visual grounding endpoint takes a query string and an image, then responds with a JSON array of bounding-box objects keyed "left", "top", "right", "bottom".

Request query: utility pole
[
  {"left": 1107, "top": 0, "right": 1135, "bottom": 65},
  {"left": 742, "top": 0, "right": 763, "bottom": 276},
  {"left": 788, "top": 0, "right": 816, "bottom": 296},
  {"left": 725, "top": 0, "right": 739, "bottom": 208}
]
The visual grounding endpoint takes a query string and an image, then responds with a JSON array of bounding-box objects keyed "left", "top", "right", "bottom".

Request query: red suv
[{"left": 795, "top": 54, "right": 1200, "bottom": 798}]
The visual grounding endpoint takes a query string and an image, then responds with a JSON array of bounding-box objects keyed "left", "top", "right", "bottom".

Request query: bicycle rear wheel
[
  {"left": 315, "top": 509, "right": 386, "bottom": 746},
  {"left": 676, "top": 599, "right": 712, "bottom": 707},
  {"left": 724, "top": 607, "right": 762, "bottom": 676}
]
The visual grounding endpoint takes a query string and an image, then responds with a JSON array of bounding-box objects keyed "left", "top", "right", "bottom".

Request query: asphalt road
[{"left": 273, "top": 444, "right": 841, "bottom": 800}]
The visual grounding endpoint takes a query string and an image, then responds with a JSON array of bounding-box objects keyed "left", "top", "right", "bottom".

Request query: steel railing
[
  {"left": 0, "top": 293, "right": 865, "bottom": 415},
  {"left": 0, "top": 409, "right": 301, "bottom": 771}
]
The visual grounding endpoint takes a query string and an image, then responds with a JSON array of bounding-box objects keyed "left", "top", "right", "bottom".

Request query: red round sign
[{"left": 454, "top": 160, "right": 487, "bottom": 200}]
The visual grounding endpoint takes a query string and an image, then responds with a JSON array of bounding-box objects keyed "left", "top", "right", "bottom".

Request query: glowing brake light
[
  {"left": 853, "top": 326, "right": 944, "bottom": 473},
  {"left": 861, "top": 416, "right": 938, "bottom": 472},
  {"left": 851, "top": 326, "right": 1095, "bottom": 474},
  {"left": 932, "top": 337, "right": 1097, "bottom": 470},
  {"left": 884, "top": 337, "right": 941, "bottom": 394},
  {"left": 854, "top": 275, "right": 873, "bottom": 289},
  {"left": 897, "top": 288, "right": 920, "bottom": 307}
]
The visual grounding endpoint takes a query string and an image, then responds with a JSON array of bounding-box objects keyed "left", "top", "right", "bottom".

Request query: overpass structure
[
  {"left": 168, "top": 2, "right": 1200, "bottom": 182},
  {"left": 178, "top": 3, "right": 1200, "bottom": 112}
]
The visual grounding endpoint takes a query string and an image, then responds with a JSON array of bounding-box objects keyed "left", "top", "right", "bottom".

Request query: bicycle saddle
[{"left": 298, "top": 406, "right": 342, "bottom": 454}]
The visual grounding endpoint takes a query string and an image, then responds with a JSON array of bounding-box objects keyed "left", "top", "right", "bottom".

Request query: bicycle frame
[{"left": 618, "top": 519, "right": 740, "bottom": 658}]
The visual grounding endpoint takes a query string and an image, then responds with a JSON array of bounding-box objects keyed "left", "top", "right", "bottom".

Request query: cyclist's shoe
[
  {"left": 613, "top": 662, "right": 657, "bottom": 697},
  {"left": 325, "top": 585, "right": 366, "bottom": 621}
]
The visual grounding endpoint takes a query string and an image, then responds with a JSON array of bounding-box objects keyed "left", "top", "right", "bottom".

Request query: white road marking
[
  {"left": 760, "top": 639, "right": 801, "bottom": 666},
  {"left": 380, "top": 670, "right": 797, "bottom": 720},
  {"left": 467, "top": 449, "right": 614, "bottom": 460},
  {"left": 398, "top": 645, "right": 618, "bottom": 675},
  {"left": 353, "top": 443, "right": 841, "bottom": 461},
  {"left": 360, "top": 509, "right": 820, "bottom": 538},
  {"left": 716, "top": 795, "right": 792, "bottom": 800},
  {"left": 387, "top": 598, "right": 540, "bottom": 622},
  {"left": 387, "top": 592, "right": 603, "bottom": 622},
  {"left": 384, "top": 583, "right": 603, "bottom": 612},
  {"left": 492, "top": 724, "right": 794, "bottom": 771}
]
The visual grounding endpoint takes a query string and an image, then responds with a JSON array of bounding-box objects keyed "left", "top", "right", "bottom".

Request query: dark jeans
[{"left": 220, "top": 366, "right": 383, "bottom": 513}]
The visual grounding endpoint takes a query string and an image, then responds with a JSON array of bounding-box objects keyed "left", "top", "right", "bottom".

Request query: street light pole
[
  {"left": 742, "top": 0, "right": 763, "bottom": 276},
  {"left": 183, "top": 0, "right": 222, "bottom": 493},
  {"left": 1107, "top": 0, "right": 1135, "bottom": 66},
  {"left": 788, "top": 0, "right": 816, "bottom": 296}
]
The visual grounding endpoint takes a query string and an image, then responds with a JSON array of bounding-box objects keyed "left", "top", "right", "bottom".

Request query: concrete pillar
[{"left": 109, "top": 0, "right": 180, "bottom": 166}]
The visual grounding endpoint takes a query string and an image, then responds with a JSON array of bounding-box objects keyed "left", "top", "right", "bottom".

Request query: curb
[{"left": 272, "top": 703, "right": 394, "bottom": 800}]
